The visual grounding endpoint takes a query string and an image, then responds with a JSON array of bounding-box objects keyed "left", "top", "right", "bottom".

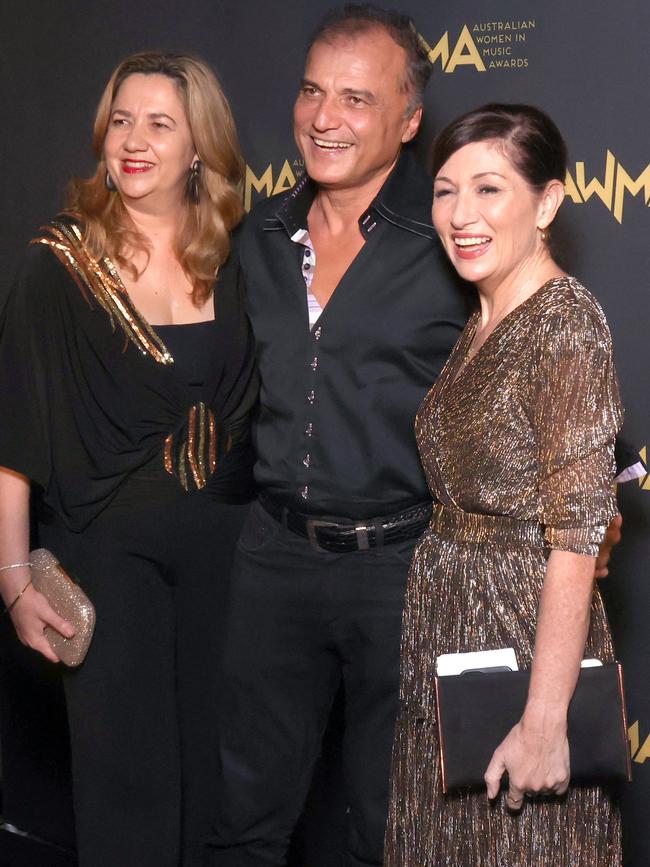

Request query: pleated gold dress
[{"left": 385, "top": 277, "right": 623, "bottom": 866}]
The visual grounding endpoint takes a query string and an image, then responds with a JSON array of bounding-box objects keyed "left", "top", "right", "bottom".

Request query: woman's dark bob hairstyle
[{"left": 431, "top": 103, "right": 568, "bottom": 191}]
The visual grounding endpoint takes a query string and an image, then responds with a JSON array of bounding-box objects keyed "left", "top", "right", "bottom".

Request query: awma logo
[
  {"left": 565, "top": 153, "right": 650, "bottom": 224},
  {"left": 418, "top": 22, "right": 535, "bottom": 73},
  {"left": 243, "top": 160, "right": 304, "bottom": 212},
  {"left": 419, "top": 26, "right": 486, "bottom": 73}
]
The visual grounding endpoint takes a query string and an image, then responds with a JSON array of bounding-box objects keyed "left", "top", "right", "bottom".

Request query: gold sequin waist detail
[
  {"left": 164, "top": 402, "right": 229, "bottom": 492},
  {"left": 430, "top": 503, "right": 545, "bottom": 548}
]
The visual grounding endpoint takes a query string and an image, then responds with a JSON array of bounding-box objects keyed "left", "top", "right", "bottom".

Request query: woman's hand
[
  {"left": 484, "top": 710, "right": 570, "bottom": 810},
  {"left": 484, "top": 549, "right": 595, "bottom": 809},
  {"left": 3, "top": 577, "right": 75, "bottom": 664}
]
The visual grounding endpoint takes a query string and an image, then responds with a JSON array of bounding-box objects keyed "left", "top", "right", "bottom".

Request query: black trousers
[
  {"left": 39, "top": 473, "right": 249, "bottom": 867},
  {"left": 206, "top": 499, "right": 416, "bottom": 866}
]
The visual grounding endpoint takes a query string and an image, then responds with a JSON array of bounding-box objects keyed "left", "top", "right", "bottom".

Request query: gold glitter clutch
[
  {"left": 30, "top": 548, "right": 96, "bottom": 667},
  {"left": 435, "top": 662, "right": 632, "bottom": 792}
]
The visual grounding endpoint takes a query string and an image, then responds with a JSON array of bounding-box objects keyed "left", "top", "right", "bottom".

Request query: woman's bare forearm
[
  {"left": 0, "top": 467, "right": 31, "bottom": 606},
  {"left": 523, "top": 549, "right": 595, "bottom": 731},
  {"left": 485, "top": 549, "right": 597, "bottom": 803}
]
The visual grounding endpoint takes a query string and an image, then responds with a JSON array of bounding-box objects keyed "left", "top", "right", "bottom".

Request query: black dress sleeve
[
  {"left": 1, "top": 222, "right": 260, "bottom": 525},
  {"left": 0, "top": 243, "right": 58, "bottom": 488},
  {"left": 0, "top": 232, "right": 182, "bottom": 530}
]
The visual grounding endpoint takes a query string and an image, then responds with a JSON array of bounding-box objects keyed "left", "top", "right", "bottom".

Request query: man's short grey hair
[{"left": 306, "top": 4, "right": 432, "bottom": 114}]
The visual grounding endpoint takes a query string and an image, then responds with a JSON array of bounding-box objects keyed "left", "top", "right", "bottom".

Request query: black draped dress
[{"left": 0, "top": 217, "right": 258, "bottom": 867}]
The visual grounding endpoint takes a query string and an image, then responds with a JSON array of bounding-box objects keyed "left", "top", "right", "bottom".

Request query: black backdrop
[{"left": 2, "top": 1, "right": 649, "bottom": 864}]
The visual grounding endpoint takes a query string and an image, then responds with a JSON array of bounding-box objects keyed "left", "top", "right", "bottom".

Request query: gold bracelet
[{"left": 3, "top": 579, "right": 33, "bottom": 616}]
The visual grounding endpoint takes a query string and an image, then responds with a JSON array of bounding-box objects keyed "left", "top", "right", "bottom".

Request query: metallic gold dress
[{"left": 385, "top": 277, "right": 622, "bottom": 866}]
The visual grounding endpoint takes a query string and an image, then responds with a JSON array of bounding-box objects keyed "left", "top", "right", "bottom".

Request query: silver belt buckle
[
  {"left": 306, "top": 519, "right": 340, "bottom": 553},
  {"left": 355, "top": 524, "right": 370, "bottom": 550}
]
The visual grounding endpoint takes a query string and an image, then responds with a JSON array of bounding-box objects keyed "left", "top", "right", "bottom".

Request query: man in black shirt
[
  {"left": 207, "top": 8, "right": 467, "bottom": 866},
  {"left": 205, "top": 8, "right": 633, "bottom": 866}
]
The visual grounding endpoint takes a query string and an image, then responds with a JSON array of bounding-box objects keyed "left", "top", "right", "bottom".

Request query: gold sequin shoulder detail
[{"left": 31, "top": 218, "right": 173, "bottom": 365}]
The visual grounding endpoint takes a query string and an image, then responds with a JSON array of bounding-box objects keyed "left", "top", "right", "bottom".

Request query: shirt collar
[{"left": 264, "top": 148, "right": 435, "bottom": 241}]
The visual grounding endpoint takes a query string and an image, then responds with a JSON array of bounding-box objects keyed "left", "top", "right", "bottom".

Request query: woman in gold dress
[{"left": 385, "top": 104, "right": 622, "bottom": 865}]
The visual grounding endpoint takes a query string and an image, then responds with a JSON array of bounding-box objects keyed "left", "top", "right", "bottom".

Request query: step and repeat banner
[{"left": 2, "top": 1, "right": 649, "bottom": 863}]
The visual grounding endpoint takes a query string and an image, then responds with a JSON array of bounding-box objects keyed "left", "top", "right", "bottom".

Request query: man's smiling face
[{"left": 293, "top": 27, "right": 421, "bottom": 193}]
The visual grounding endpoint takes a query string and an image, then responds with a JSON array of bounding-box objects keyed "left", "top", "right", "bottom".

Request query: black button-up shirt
[{"left": 241, "top": 150, "right": 471, "bottom": 519}]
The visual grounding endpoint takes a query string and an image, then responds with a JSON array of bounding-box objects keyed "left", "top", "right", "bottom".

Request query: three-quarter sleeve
[
  {"left": 0, "top": 246, "right": 53, "bottom": 489},
  {"left": 531, "top": 302, "right": 622, "bottom": 556}
]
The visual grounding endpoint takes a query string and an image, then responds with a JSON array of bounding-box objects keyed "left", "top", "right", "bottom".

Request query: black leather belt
[{"left": 258, "top": 493, "right": 432, "bottom": 553}]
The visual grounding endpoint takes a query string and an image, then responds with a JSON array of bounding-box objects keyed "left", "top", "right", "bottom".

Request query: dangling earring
[
  {"left": 105, "top": 171, "right": 117, "bottom": 192},
  {"left": 188, "top": 160, "right": 201, "bottom": 204},
  {"left": 538, "top": 226, "right": 547, "bottom": 242}
]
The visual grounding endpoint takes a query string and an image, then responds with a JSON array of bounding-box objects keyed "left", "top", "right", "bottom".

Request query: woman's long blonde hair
[{"left": 66, "top": 51, "right": 244, "bottom": 305}]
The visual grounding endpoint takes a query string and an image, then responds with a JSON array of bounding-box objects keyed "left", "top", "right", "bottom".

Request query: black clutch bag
[{"left": 434, "top": 662, "right": 632, "bottom": 793}]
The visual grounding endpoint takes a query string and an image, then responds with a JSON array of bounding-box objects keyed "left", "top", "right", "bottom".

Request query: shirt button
[
  {"left": 304, "top": 248, "right": 311, "bottom": 256},
  {"left": 303, "top": 263, "right": 311, "bottom": 271},
  {"left": 310, "top": 357, "right": 318, "bottom": 370},
  {"left": 300, "top": 485, "right": 309, "bottom": 499},
  {"left": 307, "top": 390, "right": 315, "bottom": 404},
  {"left": 303, "top": 453, "right": 311, "bottom": 468},
  {"left": 313, "top": 326, "right": 322, "bottom": 340},
  {"left": 305, "top": 422, "right": 313, "bottom": 437}
]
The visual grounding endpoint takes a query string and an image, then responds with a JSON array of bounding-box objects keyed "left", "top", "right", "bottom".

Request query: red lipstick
[{"left": 121, "top": 160, "right": 154, "bottom": 174}]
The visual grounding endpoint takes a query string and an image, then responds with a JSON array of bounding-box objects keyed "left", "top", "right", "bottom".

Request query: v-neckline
[
  {"left": 103, "top": 256, "right": 217, "bottom": 366},
  {"left": 447, "top": 277, "right": 561, "bottom": 389}
]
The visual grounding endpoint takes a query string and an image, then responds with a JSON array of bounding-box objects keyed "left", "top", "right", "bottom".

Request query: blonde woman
[{"left": 0, "top": 52, "right": 257, "bottom": 866}]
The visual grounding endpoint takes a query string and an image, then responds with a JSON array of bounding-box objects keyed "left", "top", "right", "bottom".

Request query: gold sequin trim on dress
[
  {"left": 163, "top": 402, "right": 227, "bottom": 491},
  {"left": 430, "top": 502, "right": 546, "bottom": 548},
  {"left": 31, "top": 219, "right": 173, "bottom": 365}
]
